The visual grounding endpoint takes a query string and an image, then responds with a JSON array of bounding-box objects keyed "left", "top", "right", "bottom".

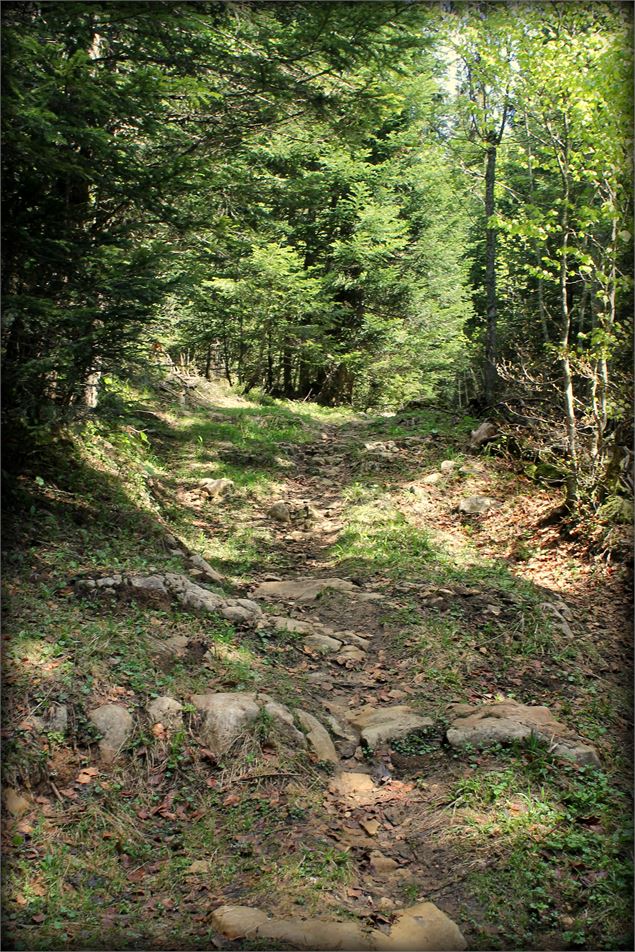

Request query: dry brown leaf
[{"left": 59, "top": 787, "right": 78, "bottom": 799}]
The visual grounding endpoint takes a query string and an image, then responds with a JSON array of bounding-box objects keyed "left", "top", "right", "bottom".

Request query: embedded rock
[
  {"left": 446, "top": 700, "right": 600, "bottom": 766},
  {"left": 262, "top": 700, "right": 307, "bottom": 749},
  {"left": 374, "top": 902, "right": 467, "bottom": 951},
  {"left": 211, "top": 906, "right": 269, "bottom": 940},
  {"left": 189, "top": 692, "right": 311, "bottom": 757},
  {"left": 324, "top": 713, "right": 359, "bottom": 758},
  {"left": 252, "top": 577, "right": 357, "bottom": 603},
  {"left": 296, "top": 710, "right": 338, "bottom": 763},
  {"left": 440, "top": 460, "right": 460, "bottom": 474},
  {"left": 360, "top": 819, "right": 380, "bottom": 837},
  {"left": 188, "top": 554, "right": 224, "bottom": 583},
  {"left": 270, "top": 616, "right": 317, "bottom": 636},
  {"left": 147, "top": 696, "right": 183, "bottom": 730},
  {"left": 346, "top": 705, "right": 433, "bottom": 749},
  {"left": 128, "top": 574, "right": 171, "bottom": 607},
  {"left": 336, "top": 644, "right": 366, "bottom": 665},
  {"left": 339, "top": 631, "right": 371, "bottom": 650},
  {"left": 369, "top": 850, "right": 400, "bottom": 875},
  {"left": 540, "top": 602, "right": 573, "bottom": 637},
  {"left": 95, "top": 574, "right": 122, "bottom": 588},
  {"left": 221, "top": 605, "right": 256, "bottom": 624},
  {"left": 176, "top": 581, "right": 225, "bottom": 614},
  {"left": 234, "top": 598, "right": 262, "bottom": 615},
  {"left": 423, "top": 472, "right": 443, "bottom": 485},
  {"left": 469, "top": 419, "right": 498, "bottom": 449},
  {"left": 304, "top": 633, "right": 342, "bottom": 655},
  {"left": 198, "top": 478, "right": 234, "bottom": 499},
  {"left": 190, "top": 692, "right": 260, "bottom": 758},
  {"left": 31, "top": 703, "right": 68, "bottom": 734},
  {"left": 211, "top": 906, "right": 370, "bottom": 950},
  {"left": 212, "top": 902, "right": 466, "bottom": 951},
  {"left": 4, "top": 788, "right": 31, "bottom": 818},
  {"left": 329, "top": 771, "right": 377, "bottom": 804},
  {"left": 149, "top": 634, "right": 189, "bottom": 662},
  {"left": 457, "top": 495, "right": 500, "bottom": 515},
  {"left": 267, "top": 502, "right": 292, "bottom": 523},
  {"left": 89, "top": 704, "right": 133, "bottom": 763}
]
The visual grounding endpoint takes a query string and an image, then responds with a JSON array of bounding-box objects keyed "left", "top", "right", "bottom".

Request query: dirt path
[
  {"left": 202, "top": 411, "right": 632, "bottom": 949},
  {"left": 3, "top": 387, "right": 632, "bottom": 951}
]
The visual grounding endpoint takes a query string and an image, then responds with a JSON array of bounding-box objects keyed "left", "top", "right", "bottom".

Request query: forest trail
[{"left": 3, "top": 376, "right": 632, "bottom": 951}]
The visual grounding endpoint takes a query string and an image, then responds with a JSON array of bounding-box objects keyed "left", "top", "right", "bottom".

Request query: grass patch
[
  {"left": 331, "top": 503, "right": 434, "bottom": 580},
  {"left": 448, "top": 744, "right": 633, "bottom": 950}
]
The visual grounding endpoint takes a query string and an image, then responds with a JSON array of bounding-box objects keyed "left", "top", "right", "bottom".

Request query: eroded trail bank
[{"left": 3, "top": 374, "right": 633, "bottom": 951}]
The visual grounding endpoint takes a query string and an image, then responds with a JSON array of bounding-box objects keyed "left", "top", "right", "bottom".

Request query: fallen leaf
[
  {"left": 76, "top": 766, "right": 99, "bottom": 785},
  {"left": 59, "top": 788, "right": 78, "bottom": 799}
]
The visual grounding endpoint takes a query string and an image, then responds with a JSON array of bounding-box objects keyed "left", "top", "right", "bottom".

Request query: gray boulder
[
  {"left": 190, "top": 692, "right": 261, "bottom": 757},
  {"left": 446, "top": 699, "right": 600, "bottom": 766},
  {"left": 268, "top": 502, "right": 292, "bottom": 523},
  {"left": 147, "top": 696, "right": 183, "bottom": 730},
  {"left": 89, "top": 704, "right": 133, "bottom": 762},
  {"left": 457, "top": 495, "right": 500, "bottom": 515}
]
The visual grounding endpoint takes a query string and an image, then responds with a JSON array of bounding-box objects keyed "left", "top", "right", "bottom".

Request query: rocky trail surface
[{"left": 3, "top": 378, "right": 632, "bottom": 951}]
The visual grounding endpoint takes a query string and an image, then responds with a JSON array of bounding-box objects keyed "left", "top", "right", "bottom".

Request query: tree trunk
[
  {"left": 524, "top": 112, "right": 549, "bottom": 344},
  {"left": 266, "top": 328, "right": 274, "bottom": 392},
  {"left": 282, "top": 343, "right": 294, "bottom": 397},
  {"left": 484, "top": 144, "right": 498, "bottom": 405},
  {"left": 559, "top": 179, "right": 578, "bottom": 512}
]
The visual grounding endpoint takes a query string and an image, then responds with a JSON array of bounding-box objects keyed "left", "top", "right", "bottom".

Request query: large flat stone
[
  {"left": 346, "top": 705, "right": 433, "bottom": 748},
  {"left": 252, "top": 577, "right": 357, "bottom": 603},
  {"left": 374, "top": 902, "right": 467, "bottom": 951},
  {"left": 212, "top": 906, "right": 372, "bottom": 950},
  {"left": 446, "top": 699, "right": 600, "bottom": 766},
  {"left": 270, "top": 616, "right": 318, "bottom": 635},
  {"left": 212, "top": 902, "right": 466, "bottom": 951}
]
